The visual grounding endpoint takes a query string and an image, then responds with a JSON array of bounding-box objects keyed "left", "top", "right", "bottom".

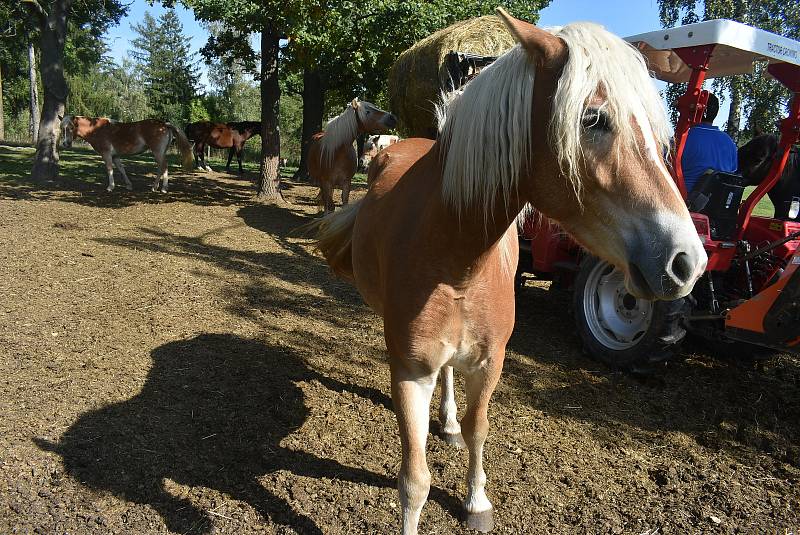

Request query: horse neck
[
  {"left": 432, "top": 144, "right": 528, "bottom": 268},
  {"left": 76, "top": 118, "right": 108, "bottom": 140}
]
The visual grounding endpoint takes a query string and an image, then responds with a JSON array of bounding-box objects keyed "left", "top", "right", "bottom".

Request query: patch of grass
[{"left": 743, "top": 186, "right": 775, "bottom": 218}]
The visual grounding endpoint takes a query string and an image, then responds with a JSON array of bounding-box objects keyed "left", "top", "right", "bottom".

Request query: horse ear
[
  {"left": 496, "top": 7, "right": 567, "bottom": 70},
  {"left": 351, "top": 98, "right": 359, "bottom": 110}
]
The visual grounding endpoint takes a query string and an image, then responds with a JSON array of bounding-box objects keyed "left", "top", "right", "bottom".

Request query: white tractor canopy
[{"left": 625, "top": 19, "right": 800, "bottom": 83}]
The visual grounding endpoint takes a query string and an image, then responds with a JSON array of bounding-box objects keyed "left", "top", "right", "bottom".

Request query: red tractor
[{"left": 518, "top": 19, "right": 800, "bottom": 369}]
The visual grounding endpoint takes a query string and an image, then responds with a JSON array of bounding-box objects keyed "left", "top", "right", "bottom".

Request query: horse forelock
[
  {"left": 438, "top": 22, "right": 670, "bottom": 218},
  {"left": 551, "top": 22, "right": 671, "bottom": 198}
]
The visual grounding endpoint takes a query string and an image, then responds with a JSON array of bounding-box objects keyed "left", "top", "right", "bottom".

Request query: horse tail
[
  {"left": 299, "top": 200, "right": 362, "bottom": 282},
  {"left": 168, "top": 124, "right": 194, "bottom": 170}
]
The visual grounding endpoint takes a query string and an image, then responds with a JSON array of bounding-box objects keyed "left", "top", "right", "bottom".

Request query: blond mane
[
  {"left": 319, "top": 102, "right": 374, "bottom": 167},
  {"left": 437, "top": 22, "right": 671, "bottom": 218}
]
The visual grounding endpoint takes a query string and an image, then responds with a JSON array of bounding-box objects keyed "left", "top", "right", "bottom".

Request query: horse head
[
  {"left": 738, "top": 133, "right": 778, "bottom": 186},
  {"left": 497, "top": 9, "right": 706, "bottom": 300},
  {"left": 61, "top": 115, "right": 76, "bottom": 148},
  {"left": 352, "top": 99, "right": 398, "bottom": 134}
]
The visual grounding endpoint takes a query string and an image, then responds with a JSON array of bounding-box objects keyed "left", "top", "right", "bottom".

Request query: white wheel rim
[{"left": 582, "top": 260, "right": 654, "bottom": 350}]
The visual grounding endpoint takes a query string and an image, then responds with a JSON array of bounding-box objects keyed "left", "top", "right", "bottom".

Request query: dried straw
[{"left": 388, "top": 15, "right": 515, "bottom": 138}]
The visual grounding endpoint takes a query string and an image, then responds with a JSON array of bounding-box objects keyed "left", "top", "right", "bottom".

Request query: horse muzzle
[
  {"left": 623, "top": 217, "right": 707, "bottom": 300},
  {"left": 384, "top": 114, "right": 398, "bottom": 129}
]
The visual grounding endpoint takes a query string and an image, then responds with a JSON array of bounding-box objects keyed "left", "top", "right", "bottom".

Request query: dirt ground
[{"left": 1, "top": 147, "right": 799, "bottom": 534}]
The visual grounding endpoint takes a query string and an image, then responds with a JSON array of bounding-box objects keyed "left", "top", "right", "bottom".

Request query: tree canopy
[{"left": 131, "top": 10, "right": 200, "bottom": 126}]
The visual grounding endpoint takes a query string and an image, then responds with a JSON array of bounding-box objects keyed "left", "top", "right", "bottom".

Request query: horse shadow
[{"left": 34, "top": 334, "right": 438, "bottom": 534}]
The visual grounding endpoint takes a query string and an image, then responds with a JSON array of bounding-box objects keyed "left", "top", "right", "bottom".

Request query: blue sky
[{"left": 103, "top": 0, "right": 729, "bottom": 126}]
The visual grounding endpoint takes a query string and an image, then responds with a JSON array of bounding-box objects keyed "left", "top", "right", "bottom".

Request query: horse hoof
[
  {"left": 464, "top": 509, "right": 494, "bottom": 532},
  {"left": 106, "top": 187, "right": 114, "bottom": 193},
  {"left": 441, "top": 432, "right": 466, "bottom": 449},
  {"left": 125, "top": 185, "right": 133, "bottom": 191},
  {"left": 160, "top": 188, "right": 168, "bottom": 194}
]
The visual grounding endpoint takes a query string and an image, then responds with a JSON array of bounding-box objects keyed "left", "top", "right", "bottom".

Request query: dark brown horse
[
  {"left": 185, "top": 121, "right": 261, "bottom": 174},
  {"left": 738, "top": 133, "right": 800, "bottom": 219}
]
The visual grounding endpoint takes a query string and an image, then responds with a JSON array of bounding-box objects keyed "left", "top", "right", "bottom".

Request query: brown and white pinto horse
[
  {"left": 61, "top": 116, "right": 193, "bottom": 193},
  {"left": 308, "top": 99, "right": 397, "bottom": 213},
  {"left": 309, "top": 10, "right": 706, "bottom": 534},
  {"left": 184, "top": 120, "right": 261, "bottom": 174}
]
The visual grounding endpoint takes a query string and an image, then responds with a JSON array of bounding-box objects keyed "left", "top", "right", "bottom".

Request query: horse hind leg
[
  {"left": 101, "top": 153, "right": 116, "bottom": 192},
  {"left": 392, "top": 364, "right": 438, "bottom": 535},
  {"left": 439, "top": 366, "right": 465, "bottom": 448},
  {"left": 160, "top": 169, "right": 170, "bottom": 193},
  {"left": 152, "top": 143, "right": 170, "bottom": 193},
  {"left": 113, "top": 156, "right": 133, "bottom": 191},
  {"left": 459, "top": 350, "right": 505, "bottom": 532}
]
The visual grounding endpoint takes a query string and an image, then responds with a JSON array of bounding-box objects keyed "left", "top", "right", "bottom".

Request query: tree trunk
[
  {"left": 29, "top": 40, "right": 41, "bottom": 143},
  {"left": 31, "top": 0, "right": 71, "bottom": 182},
  {"left": 292, "top": 68, "right": 324, "bottom": 183},
  {"left": 0, "top": 63, "right": 5, "bottom": 140},
  {"left": 725, "top": 81, "right": 742, "bottom": 142},
  {"left": 256, "top": 27, "right": 282, "bottom": 201}
]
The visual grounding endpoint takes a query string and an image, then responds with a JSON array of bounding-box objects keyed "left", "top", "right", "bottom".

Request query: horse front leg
[
  {"left": 320, "top": 181, "right": 335, "bottom": 214},
  {"left": 237, "top": 148, "right": 244, "bottom": 175},
  {"left": 391, "top": 362, "right": 438, "bottom": 535},
  {"left": 341, "top": 179, "right": 352, "bottom": 206},
  {"left": 460, "top": 349, "right": 505, "bottom": 532},
  {"left": 438, "top": 366, "right": 465, "bottom": 448},
  {"left": 226, "top": 147, "right": 235, "bottom": 173}
]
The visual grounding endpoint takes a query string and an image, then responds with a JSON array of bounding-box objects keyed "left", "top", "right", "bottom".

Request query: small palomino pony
[
  {"left": 184, "top": 121, "right": 262, "bottom": 174},
  {"left": 308, "top": 99, "right": 397, "bottom": 213},
  {"left": 308, "top": 9, "right": 707, "bottom": 534},
  {"left": 61, "top": 116, "right": 193, "bottom": 193}
]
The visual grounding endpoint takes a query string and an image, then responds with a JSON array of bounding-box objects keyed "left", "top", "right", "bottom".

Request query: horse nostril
[{"left": 671, "top": 252, "right": 693, "bottom": 284}]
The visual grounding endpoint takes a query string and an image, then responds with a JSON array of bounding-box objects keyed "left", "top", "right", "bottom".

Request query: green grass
[
  {"left": 0, "top": 143, "right": 369, "bottom": 189},
  {"left": 743, "top": 186, "right": 775, "bottom": 218}
]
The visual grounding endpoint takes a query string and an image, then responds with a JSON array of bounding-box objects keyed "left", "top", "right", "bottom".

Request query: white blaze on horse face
[{"left": 630, "top": 103, "right": 684, "bottom": 206}]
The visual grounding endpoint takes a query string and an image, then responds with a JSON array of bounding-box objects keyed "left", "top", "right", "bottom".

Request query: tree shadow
[
  {"left": 93, "top": 223, "right": 365, "bottom": 322},
  {"left": 507, "top": 282, "right": 800, "bottom": 469},
  {"left": 34, "top": 334, "right": 460, "bottom": 533}
]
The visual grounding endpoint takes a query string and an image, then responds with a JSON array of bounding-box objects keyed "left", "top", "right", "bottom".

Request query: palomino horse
[
  {"left": 738, "top": 133, "right": 800, "bottom": 219},
  {"left": 308, "top": 99, "right": 397, "bottom": 213},
  {"left": 61, "top": 116, "right": 193, "bottom": 193},
  {"left": 309, "top": 10, "right": 707, "bottom": 534},
  {"left": 184, "top": 121, "right": 261, "bottom": 174}
]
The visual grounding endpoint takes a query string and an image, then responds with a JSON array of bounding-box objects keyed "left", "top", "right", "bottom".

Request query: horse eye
[{"left": 582, "top": 108, "right": 611, "bottom": 134}]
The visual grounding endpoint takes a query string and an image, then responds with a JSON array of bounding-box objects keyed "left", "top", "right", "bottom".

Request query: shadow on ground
[
  {"left": 34, "top": 334, "right": 459, "bottom": 534},
  {"left": 507, "top": 281, "right": 800, "bottom": 469}
]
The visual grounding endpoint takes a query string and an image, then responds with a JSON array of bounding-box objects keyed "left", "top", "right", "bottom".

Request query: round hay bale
[{"left": 388, "top": 15, "right": 515, "bottom": 139}]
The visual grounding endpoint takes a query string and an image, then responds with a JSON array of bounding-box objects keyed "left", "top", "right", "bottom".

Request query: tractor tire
[{"left": 573, "top": 256, "right": 686, "bottom": 370}]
